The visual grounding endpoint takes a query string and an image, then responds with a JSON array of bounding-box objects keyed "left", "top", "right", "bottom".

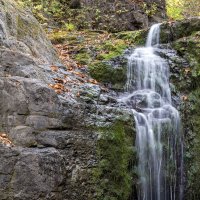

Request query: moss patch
[
  {"left": 182, "top": 88, "right": 200, "bottom": 199},
  {"left": 170, "top": 28, "right": 200, "bottom": 198},
  {"left": 89, "top": 62, "right": 127, "bottom": 90},
  {"left": 93, "top": 122, "right": 136, "bottom": 200},
  {"left": 115, "top": 29, "right": 147, "bottom": 46},
  {"left": 172, "top": 31, "right": 200, "bottom": 78}
]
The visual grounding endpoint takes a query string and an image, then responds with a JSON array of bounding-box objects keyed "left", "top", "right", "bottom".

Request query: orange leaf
[
  {"left": 50, "top": 65, "right": 59, "bottom": 72},
  {"left": 76, "top": 92, "right": 80, "bottom": 97},
  {"left": 55, "top": 89, "right": 62, "bottom": 94}
]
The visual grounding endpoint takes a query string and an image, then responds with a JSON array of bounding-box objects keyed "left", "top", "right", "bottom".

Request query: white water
[{"left": 120, "top": 24, "right": 183, "bottom": 200}]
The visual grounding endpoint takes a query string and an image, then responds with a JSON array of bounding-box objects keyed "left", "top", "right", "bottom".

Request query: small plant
[
  {"left": 143, "top": 2, "right": 158, "bottom": 17},
  {"left": 64, "top": 23, "right": 76, "bottom": 31}
]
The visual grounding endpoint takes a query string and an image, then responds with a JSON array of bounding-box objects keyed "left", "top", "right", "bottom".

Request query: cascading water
[{"left": 120, "top": 24, "right": 183, "bottom": 200}]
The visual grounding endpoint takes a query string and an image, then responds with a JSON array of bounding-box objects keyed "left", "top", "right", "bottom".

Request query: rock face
[
  {"left": 0, "top": 0, "right": 135, "bottom": 199},
  {"left": 2, "top": 1, "right": 199, "bottom": 199},
  {"left": 0, "top": 0, "right": 58, "bottom": 64},
  {"left": 158, "top": 17, "right": 200, "bottom": 199},
  {"left": 81, "top": 0, "right": 166, "bottom": 32},
  {"left": 66, "top": 0, "right": 166, "bottom": 32}
]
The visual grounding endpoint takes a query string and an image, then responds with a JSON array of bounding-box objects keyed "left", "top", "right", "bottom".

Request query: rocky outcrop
[
  {"left": 158, "top": 17, "right": 200, "bottom": 199},
  {"left": 80, "top": 0, "right": 166, "bottom": 32},
  {"left": 0, "top": 0, "right": 135, "bottom": 199},
  {"left": 48, "top": 0, "right": 166, "bottom": 32},
  {"left": 0, "top": 0, "right": 58, "bottom": 64}
]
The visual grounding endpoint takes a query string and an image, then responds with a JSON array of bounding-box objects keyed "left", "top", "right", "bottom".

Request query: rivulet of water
[{"left": 120, "top": 24, "right": 183, "bottom": 200}]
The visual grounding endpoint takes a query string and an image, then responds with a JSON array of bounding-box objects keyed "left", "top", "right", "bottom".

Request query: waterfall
[{"left": 120, "top": 24, "right": 183, "bottom": 200}]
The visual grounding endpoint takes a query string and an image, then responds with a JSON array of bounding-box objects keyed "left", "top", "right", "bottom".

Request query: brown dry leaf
[
  {"left": 184, "top": 68, "right": 191, "bottom": 74},
  {"left": 73, "top": 71, "right": 85, "bottom": 78},
  {"left": 0, "top": 132, "right": 14, "bottom": 147},
  {"left": 76, "top": 92, "right": 80, "bottom": 97},
  {"left": 182, "top": 95, "right": 188, "bottom": 101},
  {"left": 55, "top": 89, "right": 62, "bottom": 94},
  {"left": 54, "top": 78, "right": 67, "bottom": 84},
  {"left": 50, "top": 65, "right": 59, "bottom": 72},
  {"left": 48, "top": 84, "right": 54, "bottom": 88},
  {"left": 88, "top": 79, "right": 98, "bottom": 84},
  {"left": 54, "top": 83, "right": 64, "bottom": 90}
]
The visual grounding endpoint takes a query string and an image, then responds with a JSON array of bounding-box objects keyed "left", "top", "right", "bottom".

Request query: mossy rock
[
  {"left": 170, "top": 26, "right": 200, "bottom": 198},
  {"left": 48, "top": 30, "right": 69, "bottom": 44},
  {"left": 160, "top": 17, "right": 200, "bottom": 44},
  {"left": 89, "top": 61, "right": 127, "bottom": 90},
  {"left": 93, "top": 122, "right": 136, "bottom": 200},
  {"left": 183, "top": 88, "right": 200, "bottom": 199},
  {"left": 75, "top": 52, "right": 92, "bottom": 65},
  {"left": 96, "top": 39, "right": 127, "bottom": 61},
  {"left": 115, "top": 29, "right": 147, "bottom": 46},
  {"left": 172, "top": 31, "right": 200, "bottom": 78}
]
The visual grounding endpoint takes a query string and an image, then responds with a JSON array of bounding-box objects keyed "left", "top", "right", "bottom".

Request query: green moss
[
  {"left": 89, "top": 62, "right": 126, "bottom": 90},
  {"left": 115, "top": 29, "right": 147, "bottom": 46},
  {"left": 93, "top": 122, "right": 135, "bottom": 200},
  {"left": 97, "top": 40, "right": 127, "bottom": 60},
  {"left": 172, "top": 31, "right": 200, "bottom": 77},
  {"left": 46, "top": 28, "right": 150, "bottom": 89},
  {"left": 75, "top": 52, "right": 92, "bottom": 65},
  {"left": 183, "top": 88, "right": 200, "bottom": 199},
  {"left": 48, "top": 30, "right": 69, "bottom": 44},
  {"left": 89, "top": 62, "right": 113, "bottom": 82}
]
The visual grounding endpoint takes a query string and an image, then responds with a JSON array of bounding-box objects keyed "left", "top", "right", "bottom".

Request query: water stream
[{"left": 120, "top": 24, "right": 183, "bottom": 200}]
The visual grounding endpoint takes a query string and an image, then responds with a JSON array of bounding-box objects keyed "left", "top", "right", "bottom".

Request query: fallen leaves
[
  {"left": 47, "top": 30, "right": 110, "bottom": 97},
  {"left": 49, "top": 83, "right": 69, "bottom": 94},
  {"left": 50, "top": 65, "right": 59, "bottom": 72},
  {"left": 181, "top": 95, "right": 188, "bottom": 101},
  {"left": 0, "top": 133, "right": 14, "bottom": 147},
  {"left": 88, "top": 79, "right": 98, "bottom": 84}
]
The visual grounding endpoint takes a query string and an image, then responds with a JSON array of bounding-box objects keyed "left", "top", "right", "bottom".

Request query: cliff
[
  {"left": 0, "top": 0, "right": 135, "bottom": 199},
  {"left": 1, "top": 0, "right": 200, "bottom": 199}
]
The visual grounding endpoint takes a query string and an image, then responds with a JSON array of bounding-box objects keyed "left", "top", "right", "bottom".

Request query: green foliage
[
  {"left": 93, "top": 122, "right": 135, "bottom": 200},
  {"left": 167, "top": 0, "right": 200, "bottom": 20},
  {"left": 64, "top": 23, "right": 76, "bottom": 31},
  {"left": 166, "top": 0, "right": 184, "bottom": 20},
  {"left": 142, "top": 2, "right": 158, "bottom": 17}
]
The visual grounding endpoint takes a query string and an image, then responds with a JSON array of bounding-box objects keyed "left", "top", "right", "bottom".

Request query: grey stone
[
  {"left": 9, "top": 126, "right": 36, "bottom": 147},
  {"left": 0, "top": 0, "right": 136, "bottom": 199}
]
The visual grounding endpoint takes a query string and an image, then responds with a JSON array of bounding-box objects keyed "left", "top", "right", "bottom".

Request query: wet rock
[{"left": 160, "top": 17, "right": 200, "bottom": 44}]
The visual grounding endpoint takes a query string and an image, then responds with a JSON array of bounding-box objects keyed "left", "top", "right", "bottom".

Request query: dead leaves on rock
[
  {"left": 48, "top": 46, "right": 100, "bottom": 95},
  {"left": 0, "top": 133, "right": 14, "bottom": 147},
  {"left": 50, "top": 65, "right": 59, "bottom": 72},
  {"left": 49, "top": 81, "right": 69, "bottom": 94},
  {"left": 48, "top": 31, "right": 111, "bottom": 96}
]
